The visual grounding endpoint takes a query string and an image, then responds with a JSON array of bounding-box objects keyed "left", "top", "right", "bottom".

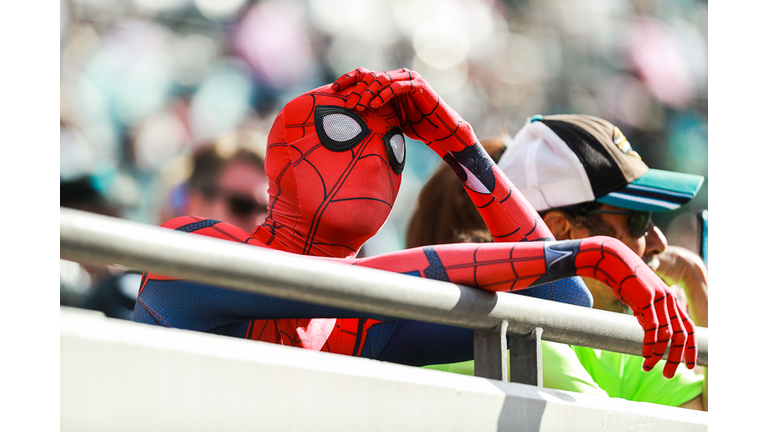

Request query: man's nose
[{"left": 643, "top": 222, "right": 668, "bottom": 260}]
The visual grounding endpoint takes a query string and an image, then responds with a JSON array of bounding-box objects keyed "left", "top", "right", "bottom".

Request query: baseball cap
[{"left": 496, "top": 114, "right": 704, "bottom": 213}]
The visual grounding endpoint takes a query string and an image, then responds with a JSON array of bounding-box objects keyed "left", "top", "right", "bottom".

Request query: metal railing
[{"left": 59, "top": 207, "right": 708, "bottom": 384}]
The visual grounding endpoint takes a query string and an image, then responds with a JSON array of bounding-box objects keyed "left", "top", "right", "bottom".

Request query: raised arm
[{"left": 333, "top": 68, "right": 552, "bottom": 243}]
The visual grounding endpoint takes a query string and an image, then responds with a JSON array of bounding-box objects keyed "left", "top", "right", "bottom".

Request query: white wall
[{"left": 61, "top": 307, "right": 708, "bottom": 432}]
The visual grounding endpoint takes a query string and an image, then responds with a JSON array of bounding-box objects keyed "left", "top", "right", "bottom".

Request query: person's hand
[
  {"left": 332, "top": 67, "right": 476, "bottom": 157},
  {"left": 648, "top": 246, "right": 705, "bottom": 288},
  {"left": 573, "top": 237, "right": 698, "bottom": 378},
  {"left": 647, "top": 246, "right": 708, "bottom": 327}
]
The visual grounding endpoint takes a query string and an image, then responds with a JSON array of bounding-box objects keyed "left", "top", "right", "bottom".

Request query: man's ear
[{"left": 542, "top": 211, "right": 574, "bottom": 241}]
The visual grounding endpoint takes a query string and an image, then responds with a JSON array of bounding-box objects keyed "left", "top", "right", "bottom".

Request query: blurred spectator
[
  {"left": 62, "top": 129, "right": 270, "bottom": 320},
  {"left": 410, "top": 115, "right": 707, "bottom": 410},
  {"left": 60, "top": 176, "right": 119, "bottom": 218},
  {"left": 160, "top": 130, "right": 269, "bottom": 232},
  {"left": 60, "top": 175, "right": 141, "bottom": 319},
  {"left": 81, "top": 270, "right": 143, "bottom": 321},
  {"left": 60, "top": 0, "right": 708, "bottom": 241}
]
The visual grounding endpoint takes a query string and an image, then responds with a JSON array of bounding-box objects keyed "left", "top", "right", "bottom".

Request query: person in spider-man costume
[{"left": 134, "top": 68, "right": 696, "bottom": 378}]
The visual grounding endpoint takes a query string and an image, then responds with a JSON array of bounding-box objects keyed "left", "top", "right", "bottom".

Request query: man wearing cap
[{"left": 496, "top": 114, "right": 708, "bottom": 410}]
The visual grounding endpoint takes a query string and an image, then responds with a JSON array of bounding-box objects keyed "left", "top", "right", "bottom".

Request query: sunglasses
[
  {"left": 587, "top": 209, "right": 653, "bottom": 238},
  {"left": 205, "top": 188, "right": 267, "bottom": 218},
  {"left": 225, "top": 194, "right": 266, "bottom": 217}
]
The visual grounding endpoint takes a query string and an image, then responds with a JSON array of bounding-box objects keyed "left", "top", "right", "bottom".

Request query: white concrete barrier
[{"left": 61, "top": 307, "right": 708, "bottom": 432}]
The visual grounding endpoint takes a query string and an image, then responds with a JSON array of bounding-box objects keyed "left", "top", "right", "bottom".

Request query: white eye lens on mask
[
  {"left": 389, "top": 132, "right": 405, "bottom": 164},
  {"left": 315, "top": 106, "right": 369, "bottom": 152},
  {"left": 384, "top": 128, "right": 406, "bottom": 174},
  {"left": 323, "top": 113, "right": 362, "bottom": 142}
]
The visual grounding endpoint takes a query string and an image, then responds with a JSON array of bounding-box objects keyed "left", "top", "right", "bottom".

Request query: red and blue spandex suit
[{"left": 133, "top": 68, "right": 696, "bottom": 378}]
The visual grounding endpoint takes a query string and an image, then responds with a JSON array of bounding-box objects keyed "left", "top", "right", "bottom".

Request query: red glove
[
  {"left": 333, "top": 68, "right": 553, "bottom": 243},
  {"left": 569, "top": 237, "right": 697, "bottom": 377},
  {"left": 333, "top": 68, "right": 474, "bottom": 156}
]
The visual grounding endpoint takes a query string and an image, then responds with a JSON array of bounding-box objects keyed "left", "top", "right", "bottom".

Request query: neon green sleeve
[
  {"left": 422, "top": 360, "right": 475, "bottom": 375},
  {"left": 571, "top": 346, "right": 704, "bottom": 407},
  {"left": 540, "top": 342, "right": 607, "bottom": 396},
  {"left": 423, "top": 344, "right": 702, "bottom": 407}
]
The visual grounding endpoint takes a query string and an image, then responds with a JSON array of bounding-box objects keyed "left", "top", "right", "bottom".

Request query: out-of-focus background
[{"left": 59, "top": 0, "right": 708, "bottom": 308}]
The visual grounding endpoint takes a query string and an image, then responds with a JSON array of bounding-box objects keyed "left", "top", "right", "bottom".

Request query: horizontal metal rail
[{"left": 59, "top": 207, "right": 708, "bottom": 374}]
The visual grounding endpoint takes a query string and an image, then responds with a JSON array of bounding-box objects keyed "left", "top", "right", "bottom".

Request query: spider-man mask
[{"left": 253, "top": 84, "right": 406, "bottom": 258}]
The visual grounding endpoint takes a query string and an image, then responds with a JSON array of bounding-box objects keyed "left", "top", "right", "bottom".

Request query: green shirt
[{"left": 424, "top": 341, "right": 703, "bottom": 407}]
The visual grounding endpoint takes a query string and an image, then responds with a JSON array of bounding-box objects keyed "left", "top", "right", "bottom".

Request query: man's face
[
  {"left": 190, "top": 159, "right": 270, "bottom": 232},
  {"left": 570, "top": 204, "right": 668, "bottom": 260},
  {"left": 568, "top": 203, "right": 668, "bottom": 313}
]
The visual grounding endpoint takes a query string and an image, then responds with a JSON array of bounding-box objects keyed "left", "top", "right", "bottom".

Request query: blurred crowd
[{"left": 60, "top": 0, "right": 708, "bottom": 310}]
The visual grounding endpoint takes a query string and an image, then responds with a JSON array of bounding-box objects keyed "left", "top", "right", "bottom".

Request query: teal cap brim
[{"left": 595, "top": 169, "right": 704, "bottom": 212}]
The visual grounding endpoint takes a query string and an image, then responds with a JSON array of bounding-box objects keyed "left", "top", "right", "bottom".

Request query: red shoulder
[
  {"left": 159, "top": 216, "right": 252, "bottom": 244},
  {"left": 160, "top": 216, "right": 202, "bottom": 230}
]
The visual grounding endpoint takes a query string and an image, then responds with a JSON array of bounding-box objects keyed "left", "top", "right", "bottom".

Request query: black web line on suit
[{"left": 302, "top": 134, "right": 375, "bottom": 255}]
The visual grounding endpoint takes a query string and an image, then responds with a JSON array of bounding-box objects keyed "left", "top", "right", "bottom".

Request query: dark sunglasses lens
[
  {"left": 228, "top": 196, "right": 258, "bottom": 216},
  {"left": 629, "top": 212, "right": 652, "bottom": 237}
]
